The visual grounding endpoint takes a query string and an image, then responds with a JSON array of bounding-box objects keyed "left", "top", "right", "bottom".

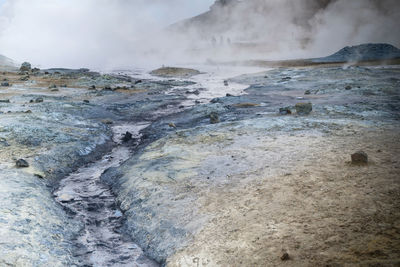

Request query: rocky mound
[
  {"left": 313, "top": 43, "right": 400, "bottom": 63},
  {"left": 150, "top": 67, "right": 201, "bottom": 78}
]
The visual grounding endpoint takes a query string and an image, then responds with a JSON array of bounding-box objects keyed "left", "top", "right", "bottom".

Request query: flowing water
[{"left": 54, "top": 123, "right": 158, "bottom": 267}]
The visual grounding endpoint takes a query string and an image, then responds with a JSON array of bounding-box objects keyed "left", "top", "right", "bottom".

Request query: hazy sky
[{"left": 0, "top": 0, "right": 215, "bottom": 68}]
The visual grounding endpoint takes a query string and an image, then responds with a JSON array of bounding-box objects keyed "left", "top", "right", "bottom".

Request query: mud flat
[{"left": 102, "top": 65, "right": 400, "bottom": 266}]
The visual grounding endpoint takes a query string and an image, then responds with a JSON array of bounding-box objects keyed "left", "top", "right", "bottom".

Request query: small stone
[
  {"left": 103, "top": 85, "right": 112, "bottom": 91},
  {"left": 16, "top": 159, "right": 29, "bottom": 168},
  {"left": 0, "top": 99, "right": 10, "bottom": 103},
  {"left": 345, "top": 85, "right": 352, "bottom": 90},
  {"left": 51, "top": 88, "right": 59, "bottom": 92},
  {"left": 281, "top": 252, "right": 290, "bottom": 261},
  {"left": 279, "top": 107, "right": 292, "bottom": 115},
  {"left": 134, "top": 79, "right": 142, "bottom": 84},
  {"left": 88, "top": 85, "right": 96, "bottom": 90},
  {"left": 35, "top": 97, "right": 44, "bottom": 103},
  {"left": 282, "top": 77, "right": 291, "bottom": 81},
  {"left": 304, "top": 90, "right": 311, "bottom": 95},
  {"left": 168, "top": 123, "right": 177, "bottom": 128},
  {"left": 58, "top": 194, "right": 74, "bottom": 202},
  {"left": 49, "top": 84, "right": 57, "bottom": 89},
  {"left": 83, "top": 100, "right": 90, "bottom": 103},
  {"left": 209, "top": 112, "right": 220, "bottom": 124},
  {"left": 226, "top": 93, "right": 234, "bottom": 97},
  {"left": 223, "top": 80, "right": 229, "bottom": 86},
  {"left": 60, "top": 84, "right": 67, "bottom": 88},
  {"left": 351, "top": 151, "right": 368, "bottom": 164},
  {"left": 122, "top": 131, "right": 133, "bottom": 142},
  {"left": 210, "top": 98, "right": 221, "bottom": 104},
  {"left": 1, "top": 82, "right": 10, "bottom": 87},
  {"left": 195, "top": 100, "right": 201, "bottom": 104},
  {"left": 295, "top": 102, "right": 312, "bottom": 115}
]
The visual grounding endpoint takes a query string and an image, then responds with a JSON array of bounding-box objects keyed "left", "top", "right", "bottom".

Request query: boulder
[
  {"left": 20, "top": 62, "right": 31, "bottom": 72},
  {"left": 16, "top": 159, "right": 29, "bottom": 168},
  {"left": 295, "top": 102, "right": 312, "bottom": 115},
  {"left": 279, "top": 107, "right": 292, "bottom": 115},
  {"left": 209, "top": 112, "right": 220, "bottom": 124},
  {"left": 351, "top": 151, "right": 368, "bottom": 164}
]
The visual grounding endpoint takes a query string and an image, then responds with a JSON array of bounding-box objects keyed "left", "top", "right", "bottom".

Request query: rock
[
  {"left": 210, "top": 98, "right": 222, "bottom": 104},
  {"left": 31, "top": 67, "right": 40, "bottom": 73},
  {"left": 281, "top": 252, "right": 290, "bottom": 261},
  {"left": 83, "top": 100, "right": 90, "bottom": 103},
  {"left": 186, "top": 89, "right": 200, "bottom": 95},
  {"left": 345, "top": 85, "right": 352, "bottom": 90},
  {"left": 19, "top": 76, "right": 29, "bottom": 81},
  {"left": 35, "top": 98, "right": 44, "bottom": 103},
  {"left": 122, "top": 131, "right": 133, "bottom": 142},
  {"left": 209, "top": 112, "right": 220, "bottom": 124},
  {"left": 351, "top": 151, "right": 368, "bottom": 164},
  {"left": 20, "top": 62, "right": 31, "bottom": 72},
  {"left": 16, "top": 159, "right": 29, "bottom": 168},
  {"left": 101, "top": 119, "right": 113, "bottom": 125},
  {"left": 304, "top": 90, "right": 311, "bottom": 95},
  {"left": 51, "top": 88, "right": 59, "bottom": 92},
  {"left": 226, "top": 93, "right": 234, "bottom": 97},
  {"left": 0, "top": 99, "right": 10, "bottom": 103},
  {"left": 49, "top": 84, "right": 57, "bottom": 89},
  {"left": 89, "top": 85, "right": 96, "bottom": 90},
  {"left": 282, "top": 77, "right": 291, "bottom": 81},
  {"left": 295, "top": 102, "right": 312, "bottom": 115},
  {"left": 103, "top": 85, "right": 113, "bottom": 91},
  {"left": 168, "top": 123, "right": 177, "bottom": 128},
  {"left": 224, "top": 80, "right": 229, "bottom": 86},
  {"left": 279, "top": 107, "right": 292, "bottom": 115},
  {"left": 1, "top": 82, "right": 10, "bottom": 87},
  {"left": 58, "top": 194, "right": 74, "bottom": 203},
  {"left": 150, "top": 67, "right": 201, "bottom": 78},
  {"left": 134, "top": 79, "right": 142, "bottom": 84}
]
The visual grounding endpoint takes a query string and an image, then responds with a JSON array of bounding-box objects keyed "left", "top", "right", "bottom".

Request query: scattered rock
[
  {"left": 122, "top": 131, "right": 133, "bottom": 142},
  {"left": 304, "top": 90, "right": 311, "bottom": 95},
  {"left": 351, "top": 151, "right": 368, "bottom": 164},
  {"left": 279, "top": 107, "right": 292, "bottom": 115},
  {"left": 83, "top": 100, "right": 90, "bottom": 103},
  {"left": 1, "top": 82, "right": 10, "bottom": 87},
  {"left": 226, "top": 93, "right": 234, "bottom": 97},
  {"left": 224, "top": 80, "right": 229, "bottom": 86},
  {"left": 0, "top": 99, "right": 10, "bottom": 103},
  {"left": 89, "top": 85, "right": 96, "bottom": 90},
  {"left": 295, "top": 102, "right": 312, "bottom": 115},
  {"left": 209, "top": 112, "right": 220, "bottom": 124},
  {"left": 34, "top": 98, "right": 44, "bottom": 103},
  {"left": 103, "top": 85, "right": 113, "bottom": 91},
  {"left": 345, "top": 85, "right": 352, "bottom": 90},
  {"left": 20, "top": 62, "right": 32, "bottom": 72},
  {"left": 16, "top": 159, "right": 29, "bottom": 168},
  {"left": 210, "top": 98, "right": 222, "bottom": 104},
  {"left": 281, "top": 252, "right": 290, "bottom": 261},
  {"left": 51, "top": 88, "right": 59, "bottom": 92},
  {"left": 60, "top": 84, "right": 67, "bottom": 88}
]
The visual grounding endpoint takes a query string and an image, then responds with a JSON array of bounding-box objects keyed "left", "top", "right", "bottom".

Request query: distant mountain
[
  {"left": 312, "top": 43, "right": 400, "bottom": 63},
  {"left": 0, "top": 54, "right": 17, "bottom": 69}
]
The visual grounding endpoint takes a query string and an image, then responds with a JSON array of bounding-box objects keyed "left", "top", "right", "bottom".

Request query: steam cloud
[{"left": 0, "top": 0, "right": 399, "bottom": 68}]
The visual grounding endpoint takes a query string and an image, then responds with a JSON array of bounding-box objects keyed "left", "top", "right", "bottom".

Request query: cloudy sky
[{"left": 0, "top": 0, "right": 214, "bottom": 68}]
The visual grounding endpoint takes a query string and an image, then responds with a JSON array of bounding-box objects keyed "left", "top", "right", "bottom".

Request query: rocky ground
[{"left": 0, "top": 63, "right": 399, "bottom": 266}]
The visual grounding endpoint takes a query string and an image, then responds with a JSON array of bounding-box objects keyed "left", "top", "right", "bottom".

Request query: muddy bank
[{"left": 102, "top": 65, "right": 400, "bottom": 266}]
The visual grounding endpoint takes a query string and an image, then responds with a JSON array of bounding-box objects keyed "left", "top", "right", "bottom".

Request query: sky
[{"left": 0, "top": 0, "right": 215, "bottom": 68}]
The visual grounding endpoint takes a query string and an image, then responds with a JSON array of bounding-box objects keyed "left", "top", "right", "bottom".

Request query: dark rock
[
  {"left": 89, "top": 85, "right": 96, "bottom": 90},
  {"left": 60, "top": 84, "right": 67, "bottom": 88},
  {"left": 209, "top": 112, "right": 220, "bottom": 124},
  {"left": 295, "top": 102, "right": 312, "bottom": 115},
  {"left": 279, "top": 107, "right": 292, "bottom": 115},
  {"left": 35, "top": 98, "right": 44, "bottom": 103},
  {"left": 351, "top": 151, "right": 368, "bottom": 164},
  {"left": 16, "top": 159, "right": 29, "bottom": 168},
  {"left": 186, "top": 89, "right": 200, "bottom": 95},
  {"left": 345, "top": 85, "right": 352, "bottom": 90},
  {"left": 103, "top": 86, "right": 113, "bottom": 91},
  {"left": 226, "top": 93, "right": 234, "bottom": 97},
  {"left": 122, "top": 131, "right": 133, "bottom": 142},
  {"left": 49, "top": 84, "right": 57, "bottom": 89},
  {"left": 19, "top": 76, "right": 29, "bottom": 81},
  {"left": 281, "top": 252, "right": 290, "bottom": 261},
  {"left": 0, "top": 99, "right": 10, "bottom": 103},
  {"left": 210, "top": 98, "right": 222, "bottom": 104},
  {"left": 304, "top": 90, "right": 311, "bottom": 95},
  {"left": 1, "top": 82, "right": 10, "bottom": 86},
  {"left": 32, "top": 67, "right": 40, "bottom": 73},
  {"left": 51, "top": 88, "right": 59, "bottom": 92},
  {"left": 282, "top": 77, "right": 291, "bottom": 81},
  {"left": 195, "top": 100, "right": 201, "bottom": 104},
  {"left": 179, "top": 105, "right": 185, "bottom": 109},
  {"left": 101, "top": 119, "right": 113, "bottom": 125},
  {"left": 224, "top": 80, "right": 229, "bottom": 86},
  {"left": 20, "top": 62, "right": 31, "bottom": 72},
  {"left": 134, "top": 80, "right": 142, "bottom": 84},
  {"left": 83, "top": 100, "right": 90, "bottom": 103}
]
